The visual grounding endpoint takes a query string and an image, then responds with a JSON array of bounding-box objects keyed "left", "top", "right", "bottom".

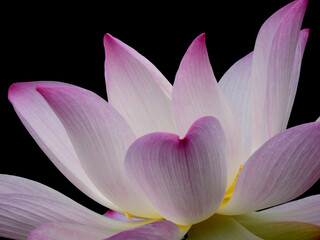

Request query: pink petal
[
  {"left": 218, "top": 52, "right": 253, "bottom": 160},
  {"left": 188, "top": 214, "right": 262, "bottom": 240},
  {"left": 105, "top": 220, "right": 184, "bottom": 240},
  {"left": 251, "top": 0, "right": 309, "bottom": 151},
  {"left": 283, "top": 29, "right": 309, "bottom": 127},
  {"left": 234, "top": 195, "right": 320, "bottom": 239},
  {"left": 8, "top": 81, "right": 119, "bottom": 211},
  {"left": 37, "top": 86, "right": 159, "bottom": 219},
  {"left": 172, "top": 34, "right": 242, "bottom": 188},
  {"left": 29, "top": 223, "right": 120, "bottom": 240},
  {"left": 0, "top": 175, "right": 152, "bottom": 240},
  {"left": 125, "top": 116, "right": 227, "bottom": 225},
  {"left": 104, "top": 34, "right": 176, "bottom": 137},
  {"left": 219, "top": 122, "right": 320, "bottom": 215}
]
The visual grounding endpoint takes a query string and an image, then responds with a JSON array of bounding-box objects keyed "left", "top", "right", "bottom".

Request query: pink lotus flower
[{"left": 2, "top": 0, "right": 319, "bottom": 239}]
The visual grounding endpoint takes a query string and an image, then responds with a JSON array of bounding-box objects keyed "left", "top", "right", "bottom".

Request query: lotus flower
[{"left": 2, "top": 0, "right": 319, "bottom": 239}]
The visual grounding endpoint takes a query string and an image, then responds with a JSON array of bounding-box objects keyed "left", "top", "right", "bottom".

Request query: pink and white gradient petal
[
  {"left": 219, "top": 122, "right": 320, "bottom": 215},
  {"left": 104, "top": 34, "right": 176, "bottom": 137},
  {"left": 234, "top": 195, "right": 320, "bottom": 239},
  {"left": 125, "top": 116, "right": 227, "bottom": 225},
  {"left": 188, "top": 214, "right": 262, "bottom": 240},
  {"left": 105, "top": 220, "right": 185, "bottom": 240},
  {"left": 251, "top": 0, "right": 308, "bottom": 151},
  {"left": 37, "top": 86, "right": 160, "bottom": 219},
  {"left": 29, "top": 223, "right": 121, "bottom": 240},
  {"left": 8, "top": 81, "right": 120, "bottom": 212},
  {"left": 172, "top": 34, "right": 242, "bottom": 188},
  {"left": 0, "top": 175, "right": 152, "bottom": 240}
]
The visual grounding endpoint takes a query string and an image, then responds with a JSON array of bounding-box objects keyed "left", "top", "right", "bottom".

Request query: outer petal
[
  {"left": 0, "top": 175, "right": 153, "bottom": 240},
  {"left": 251, "top": 0, "right": 308, "bottom": 151},
  {"left": 234, "top": 195, "right": 320, "bottom": 239},
  {"left": 172, "top": 34, "right": 242, "bottom": 188},
  {"left": 37, "top": 86, "right": 159, "bottom": 219},
  {"left": 8, "top": 81, "right": 119, "bottom": 211},
  {"left": 125, "top": 116, "right": 227, "bottom": 225},
  {"left": 105, "top": 220, "right": 185, "bottom": 240},
  {"left": 104, "top": 34, "right": 176, "bottom": 137},
  {"left": 188, "top": 214, "right": 262, "bottom": 240},
  {"left": 219, "top": 122, "right": 320, "bottom": 215},
  {"left": 218, "top": 29, "right": 308, "bottom": 159},
  {"left": 218, "top": 52, "right": 253, "bottom": 159},
  {"left": 29, "top": 223, "right": 115, "bottom": 240}
]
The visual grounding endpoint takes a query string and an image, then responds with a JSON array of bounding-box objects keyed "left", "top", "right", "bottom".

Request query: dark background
[{"left": 1, "top": 0, "right": 319, "bottom": 234}]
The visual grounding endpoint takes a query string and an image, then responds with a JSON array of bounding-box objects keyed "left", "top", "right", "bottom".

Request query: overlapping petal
[
  {"left": 104, "top": 34, "right": 176, "bottom": 137},
  {"left": 172, "top": 34, "right": 242, "bottom": 188},
  {"left": 234, "top": 195, "right": 320, "bottom": 239},
  {"left": 125, "top": 116, "right": 227, "bottom": 225},
  {"left": 251, "top": 0, "right": 308, "bottom": 151},
  {"left": 188, "top": 214, "right": 262, "bottom": 240},
  {"left": 218, "top": 53, "right": 253, "bottom": 159},
  {"left": 8, "top": 81, "right": 119, "bottom": 211},
  {"left": 219, "top": 122, "right": 320, "bottom": 215},
  {"left": 29, "top": 221, "right": 185, "bottom": 240},
  {"left": 37, "top": 85, "right": 159, "bottom": 219},
  {"left": 0, "top": 175, "right": 152, "bottom": 240},
  {"left": 105, "top": 221, "right": 185, "bottom": 240}
]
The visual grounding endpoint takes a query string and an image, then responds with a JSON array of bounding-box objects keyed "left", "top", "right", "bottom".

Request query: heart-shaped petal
[{"left": 125, "top": 116, "right": 227, "bottom": 225}]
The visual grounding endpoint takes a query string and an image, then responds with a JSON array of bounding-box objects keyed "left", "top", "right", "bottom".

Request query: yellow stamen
[
  {"left": 220, "top": 164, "right": 242, "bottom": 208},
  {"left": 124, "top": 211, "right": 133, "bottom": 221}
]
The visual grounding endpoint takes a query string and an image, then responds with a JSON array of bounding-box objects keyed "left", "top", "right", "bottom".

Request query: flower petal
[
  {"left": 105, "top": 220, "right": 185, "bottom": 240},
  {"left": 37, "top": 86, "right": 159, "bottom": 219},
  {"left": 125, "top": 116, "right": 227, "bottom": 225},
  {"left": 29, "top": 223, "right": 116, "bottom": 240},
  {"left": 0, "top": 175, "right": 152, "bottom": 240},
  {"left": 219, "top": 122, "right": 320, "bottom": 215},
  {"left": 283, "top": 29, "right": 309, "bottom": 127},
  {"left": 234, "top": 195, "right": 320, "bottom": 239},
  {"left": 172, "top": 34, "right": 242, "bottom": 188},
  {"left": 104, "top": 210, "right": 144, "bottom": 222},
  {"left": 104, "top": 34, "right": 176, "bottom": 137},
  {"left": 8, "top": 81, "right": 119, "bottom": 211},
  {"left": 218, "top": 52, "right": 253, "bottom": 160},
  {"left": 188, "top": 214, "right": 262, "bottom": 240},
  {"left": 251, "top": 0, "right": 308, "bottom": 151}
]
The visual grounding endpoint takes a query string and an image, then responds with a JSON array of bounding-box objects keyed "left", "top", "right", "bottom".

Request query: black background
[{"left": 1, "top": 0, "right": 319, "bottom": 235}]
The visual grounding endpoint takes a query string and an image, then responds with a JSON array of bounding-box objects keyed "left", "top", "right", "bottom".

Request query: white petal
[
  {"left": 234, "top": 195, "right": 320, "bottom": 239},
  {"left": 0, "top": 175, "right": 153, "bottom": 240},
  {"left": 218, "top": 52, "right": 253, "bottom": 160}
]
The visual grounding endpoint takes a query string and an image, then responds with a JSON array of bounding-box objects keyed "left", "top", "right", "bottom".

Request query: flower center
[{"left": 219, "top": 164, "right": 242, "bottom": 208}]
